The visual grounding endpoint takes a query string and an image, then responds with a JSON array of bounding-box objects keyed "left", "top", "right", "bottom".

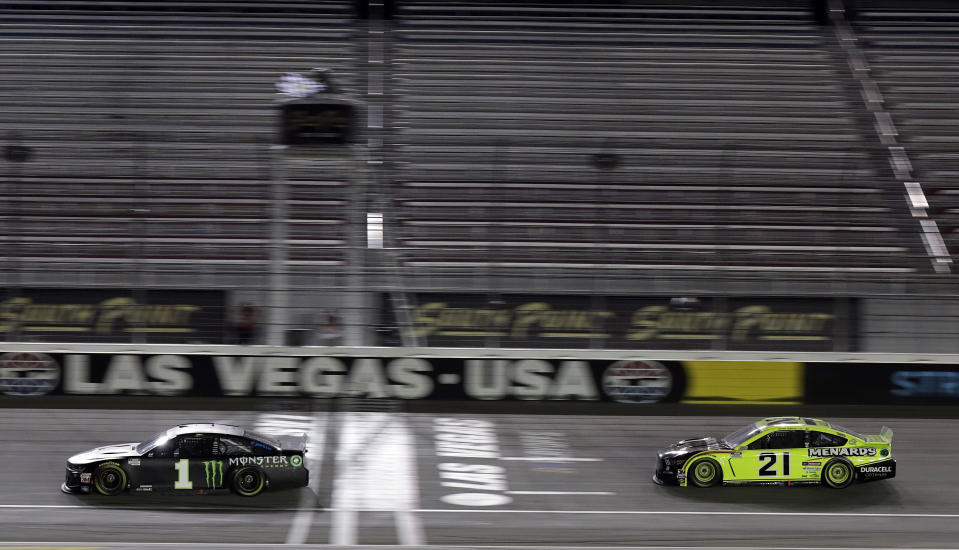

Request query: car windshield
[
  {"left": 722, "top": 423, "right": 762, "bottom": 448},
  {"left": 135, "top": 428, "right": 174, "bottom": 454},
  {"left": 830, "top": 423, "right": 865, "bottom": 441}
]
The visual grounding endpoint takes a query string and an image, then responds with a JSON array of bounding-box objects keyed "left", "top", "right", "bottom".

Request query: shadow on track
[
  {"left": 62, "top": 486, "right": 317, "bottom": 512},
  {"left": 655, "top": 481, "right": 903, "bottom": 511}
]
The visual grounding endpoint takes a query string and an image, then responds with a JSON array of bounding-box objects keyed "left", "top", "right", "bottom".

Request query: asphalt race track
[{"left": 1, "top": 408, "right": 958, "bottom": 550}]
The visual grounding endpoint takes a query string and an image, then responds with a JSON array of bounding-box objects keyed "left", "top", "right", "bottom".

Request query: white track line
[
  {"left": 505, "top": 491, "right": 615, "bottom": 495},
  {"left": 12, "top": 505, "right": 959, "bottom": 519},
  {"left": 330, "top": 412, "right": 363, "bottom": 546},
  {"left": 329, "top": 412, "right": 425, "bottom": 546},
  {"left": 4, "top": 545, "right": 959, "bottom": 550},
  {"left": 500, "top": 457, "right": 603, "bottom": 462},
  {"left": 284, "top": 414, "right": 327, "bottom": 545},
  {"left": 246, "top": 413, "right": 327, "bottom": 546}
]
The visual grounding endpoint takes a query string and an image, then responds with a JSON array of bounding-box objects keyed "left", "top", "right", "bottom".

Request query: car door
[
  {"left": 170, "top": 433, "right": 215, "bottom": 492},
  {"left": 731, "top": 429, "right": 804, "bottom": 481},
  {"left": 138, "top": 435, "right": 177, "bottom": 491}
]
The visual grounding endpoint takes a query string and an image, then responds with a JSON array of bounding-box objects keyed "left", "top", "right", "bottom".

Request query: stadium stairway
[{"left": 853, "top": 2, "right": 959, "bottom": 269}]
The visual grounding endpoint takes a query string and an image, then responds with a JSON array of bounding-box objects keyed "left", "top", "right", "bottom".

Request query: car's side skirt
[{"left": 723, "top": 480, "right": 822, "bottom": 487}]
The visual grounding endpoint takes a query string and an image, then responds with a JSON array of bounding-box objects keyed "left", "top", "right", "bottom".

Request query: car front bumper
[
  {"left": 62, "top": 466, "right": 92, "bottom": 494},
  {"left": 653, "top": 458, "right": 683, "bottom": 486}
]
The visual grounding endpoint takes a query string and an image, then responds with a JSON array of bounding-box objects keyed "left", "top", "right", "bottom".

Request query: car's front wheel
[
  {"left": 232, "top": 466, "right": 265, "bottom": 497},
  {"left": 822, "top": 459, "right": 855, "bottom": 489},
  {"left": 93, "top": 462, "right": 127, "bottom": 496},
  {"left": 690, "top": 458, "right": 722, "bottom": 488}
]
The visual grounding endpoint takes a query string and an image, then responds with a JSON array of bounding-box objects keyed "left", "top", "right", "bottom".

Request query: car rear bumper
[{"left": 857, "top": 458, "right": 896, "bottom": 482}]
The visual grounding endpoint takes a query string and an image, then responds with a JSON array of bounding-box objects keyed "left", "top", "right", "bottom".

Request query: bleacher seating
[
  {"left": 391, "top": 0, "right": 925, "bottom": 273},
  {"left": 0, "top": 0, "right": 941, "bottom": 285},
  {"left": 0, "top": 0, "right": 355, "bottom": 278}
]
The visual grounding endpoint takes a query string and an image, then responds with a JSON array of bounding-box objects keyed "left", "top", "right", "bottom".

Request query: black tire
[
  {"left": 822, "top": 459, "right": 855, "bottom": 489},
  {"left": 92, "top": 462, "right": 127, "bottom": 496},
  {"left": 231, "top": 466, "right": 265, "bottom": 497},
  {"left": 690, "top": 458, "right": 722, "bottom": 488}
]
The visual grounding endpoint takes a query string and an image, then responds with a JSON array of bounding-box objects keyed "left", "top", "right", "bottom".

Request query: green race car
[{"left": 653, "top": 416, "right": 895, "bottom": 488}]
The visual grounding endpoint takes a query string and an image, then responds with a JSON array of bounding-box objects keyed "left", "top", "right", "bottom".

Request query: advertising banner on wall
[
  {"left": 805, "top": 363, "right": 959, "bottom": 405},
  {"left": 394, "top": 294, "right": 856, "bottom": 351},
  {"left": 0, "top": 290, "right": 226, "bottom": 344},
  {"left": 0, "top": 351, "right": 692, "bottom": 402},
  {"left": 5, "top": 350, "right": 955, "bottom": 405}
]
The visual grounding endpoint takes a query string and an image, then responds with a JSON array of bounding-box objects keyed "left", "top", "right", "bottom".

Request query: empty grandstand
[{"left": 0, "top": 0, "right": 957, "bottom": 349}]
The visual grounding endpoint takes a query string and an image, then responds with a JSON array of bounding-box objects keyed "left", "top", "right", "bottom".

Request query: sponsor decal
[
  {"left": 602, "top": 360, "right": 672, "bottom": 403},
  {"left": 861, "top": 466, "right": 893, "bottom": 473},
  {"left": 808, "top": 447, "right": 876, "bottom": 457},
  {"left": 290, "top": 455, "right": 303, "bottom": 468},
  {"left": 228, "top": 456, "right": 289, "bottom": 468},
  {"left": 203, "top": 460, "right": 224, "bottom": 488},
  {"left": 802, "top": 461, "right": 822, "bottom": 466},
  {"left": 79, "top": 473, "right": 92, "bottom": 483},
  {"left": 136, "top": 485, "right": 153, "bottom": 492},
  {"left": 0, "top": 352, "right": 60, "bottom": 396},
  {"left": 128, "top": 458, "right": 140, "bottom": 466}
]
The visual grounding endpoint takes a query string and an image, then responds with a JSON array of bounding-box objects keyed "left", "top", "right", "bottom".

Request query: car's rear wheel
[
  {"left": 232, "top": 466, "right": 265, "bottom": 497},
  {"left": 690, "top": 458, "right": 722, "bottom": 488},
  {"left": 93, "top": 462, "right": 127, "bottom": 496},
  {"left": 822, "top": 459, "right": 855, "bottom": 489}
]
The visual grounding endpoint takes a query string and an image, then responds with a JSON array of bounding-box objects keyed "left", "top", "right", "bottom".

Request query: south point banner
[
  {"left": 393, "top": 294, "right": 856, "bottom": 351},
  {"left": 0, "top": 289, "right": 225, "bottom": 343}
]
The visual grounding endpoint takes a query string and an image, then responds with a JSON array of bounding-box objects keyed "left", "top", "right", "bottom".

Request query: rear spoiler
[
  {"left": 879, "top": 426, "right": 893, "bottom": 444},
  {"left": 277, "top": 433, "right": 308, "bottom": 452}
]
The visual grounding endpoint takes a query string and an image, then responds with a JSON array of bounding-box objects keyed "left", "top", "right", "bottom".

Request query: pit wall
[{"left": 1, "top": 345, "right": 957, "bottom": 406}]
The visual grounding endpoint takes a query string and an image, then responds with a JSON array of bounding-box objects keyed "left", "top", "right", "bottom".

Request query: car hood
[
  {"left": 68, "top": 442, "right": 140, "bottom": 465},
  {"left": 659, "top": 436, "right": 729, "bottom": 455}
]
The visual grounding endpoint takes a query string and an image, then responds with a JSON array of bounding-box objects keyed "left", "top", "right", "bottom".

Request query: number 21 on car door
[{"left": 733, "top": 429, "right": 804, "bottom": 481}]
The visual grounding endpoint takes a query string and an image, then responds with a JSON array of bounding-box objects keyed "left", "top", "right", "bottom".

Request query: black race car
[{"left": 62, "top": 423, "right": 308, "bottom": 497}]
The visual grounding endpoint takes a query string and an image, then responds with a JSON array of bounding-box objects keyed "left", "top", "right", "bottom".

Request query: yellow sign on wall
[{"left": 681, "top": 361, "right": 803, "bottom": 405}]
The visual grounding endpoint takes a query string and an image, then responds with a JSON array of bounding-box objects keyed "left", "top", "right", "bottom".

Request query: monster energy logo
[{"left": 202, "top": 460, "right": 224, "bottom": 488}]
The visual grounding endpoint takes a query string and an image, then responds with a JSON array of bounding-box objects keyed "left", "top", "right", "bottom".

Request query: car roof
[
  {"left": 754, "top": 416, "right": 862, "bottom": 439},
  {"left": 167, "top": 423, "right": 282, "bottom": 447},
  {"left": 168, "top": 423, "right": 246, "bottom": 438},
  {"left": 756, "top": 416, "right": 831, "bottom": 429}
]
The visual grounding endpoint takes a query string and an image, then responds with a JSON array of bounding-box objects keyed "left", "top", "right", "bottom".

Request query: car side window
[
  {"left": 148, "top": 440, "right": 174, "bottom": 458},
  {"left": 807, "top": 430, "right": 847, "bottom": 448},
  {"left": 747, "top": 430, "right": 804, "bottom": 450},
  {"left": 215, "top": 436, "right": 253, "bottom": 457},
  {"left": 174, "top": 434, "right": 213, "bottom": 459},
  {"left": 250, "top": 438, "right": 277, "bottom": 456}
]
